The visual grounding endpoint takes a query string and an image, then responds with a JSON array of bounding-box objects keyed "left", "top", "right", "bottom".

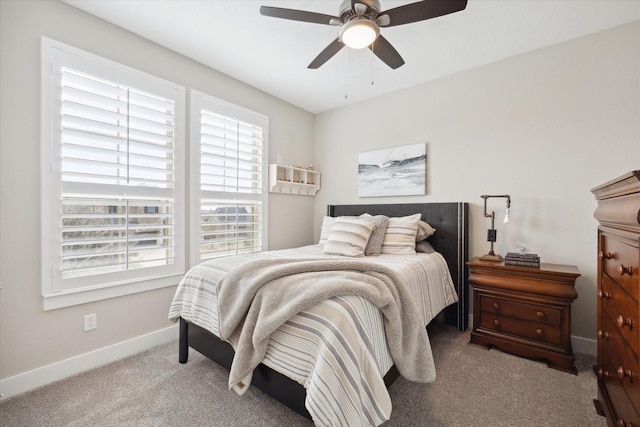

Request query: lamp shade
[
  {"left": 339, "top": 19, "right": 380, "bottom": 49},
  {"left": 503, "top": 208, "right": 511, "bottom": 224}
]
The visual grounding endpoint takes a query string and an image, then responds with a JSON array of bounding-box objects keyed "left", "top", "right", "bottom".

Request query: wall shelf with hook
[{"left": 268, "top": 164, "right": 320, "bottom": 196}]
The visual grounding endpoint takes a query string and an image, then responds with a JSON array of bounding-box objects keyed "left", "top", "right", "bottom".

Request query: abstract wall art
[{"left": 358, "top": 143, "right": 426, "bottom": 197}]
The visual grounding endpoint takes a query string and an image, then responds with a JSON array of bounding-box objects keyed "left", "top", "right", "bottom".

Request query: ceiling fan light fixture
[{"left": 339, "top": 18, "right": 379, "bottom": 49}]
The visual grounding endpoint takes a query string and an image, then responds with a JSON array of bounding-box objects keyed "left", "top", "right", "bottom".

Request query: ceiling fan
[{"left": 260, "top": 0, "right": 468, "bottom": 70}]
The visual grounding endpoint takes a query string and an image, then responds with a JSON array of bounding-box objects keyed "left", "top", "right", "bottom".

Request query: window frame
[
  {"left": 189, "top": 90, "right": 268, "bottom": 267},
  {"left": 41, "top": 37, "right": 186, "bottom": 310}
]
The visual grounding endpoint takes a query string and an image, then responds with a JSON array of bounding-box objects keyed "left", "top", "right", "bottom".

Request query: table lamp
[{"left": 479, "top": 194, "right": 511, "bottom": 262}]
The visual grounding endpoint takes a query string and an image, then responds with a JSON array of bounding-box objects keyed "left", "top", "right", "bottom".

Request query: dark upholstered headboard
[{"left": 328, "top": 203, "right": 469, "bottom": 331}]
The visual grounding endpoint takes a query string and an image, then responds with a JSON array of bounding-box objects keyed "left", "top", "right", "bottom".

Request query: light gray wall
[
  {"left": 0, "top": 0, "right": 314, "bottom": 379},
  {"left": 313, "top": 20, "right": 640, "bottom": 342},
  {"left": 1, "top": 0, "right": 638, "bottom": 387}
]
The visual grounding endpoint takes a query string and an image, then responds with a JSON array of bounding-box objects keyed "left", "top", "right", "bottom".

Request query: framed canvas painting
[{"left": 358, "top": 143, "right": 426, "bottom": 197}]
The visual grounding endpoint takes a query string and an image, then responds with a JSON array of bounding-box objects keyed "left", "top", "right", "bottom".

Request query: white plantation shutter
[
  {"left": 61, "top": 68, "right": 177, "bottom": 188},
  {"left": 200, "top": 110, "right": 263, "bottom": 194},
  {"left": 42, "top": 38, "right": 185, "bottom": 306},
  {"left": 191, "top": 91, "right": 268, "bottom": 262}
]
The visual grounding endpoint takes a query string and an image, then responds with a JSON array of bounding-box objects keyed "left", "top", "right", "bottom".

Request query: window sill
[{"left": 42, "top": 274, "right": 183, "bottom": 310}]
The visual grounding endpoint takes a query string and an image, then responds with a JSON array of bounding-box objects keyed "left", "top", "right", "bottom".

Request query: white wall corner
[
  {"left": 571, "top": 334, "right": 597, "bottom": 357},
  {"left": 0, "top": 325, "right": 178, "bottom": 400}
]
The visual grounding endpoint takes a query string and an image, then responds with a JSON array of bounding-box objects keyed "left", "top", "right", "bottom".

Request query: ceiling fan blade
[
  {"left": 379, "top": 0, "right": 467, "bottom": 27},
  {"left": 369, "top": 35, "right": 405, "bottom": 69},
  {"left": 308, "top": 38, "right": 345, "bottom": 69},
  {"left": 259, "top": 6, "right": 338, "bottom": 25}
]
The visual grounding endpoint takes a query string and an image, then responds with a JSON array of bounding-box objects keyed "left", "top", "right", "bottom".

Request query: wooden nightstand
[{"left": 468, "top": 257, "right": 581, "bottom": 374}]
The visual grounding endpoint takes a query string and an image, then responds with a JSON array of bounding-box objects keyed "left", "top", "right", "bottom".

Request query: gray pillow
[
  {"left": 416, "top": 240, "right": 435, "bottom": 254},
  {"left": 360, "top": 214, "right": 389, "bottom": 256}
]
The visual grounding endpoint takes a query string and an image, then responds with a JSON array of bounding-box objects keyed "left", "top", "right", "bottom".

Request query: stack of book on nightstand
[{"left": 504, "top": 252, "right": 540, "bottom": 268}]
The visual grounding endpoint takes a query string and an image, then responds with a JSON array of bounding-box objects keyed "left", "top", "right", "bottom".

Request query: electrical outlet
[{"left": 84, "top": 313, "right": 97, "bottom": 331}]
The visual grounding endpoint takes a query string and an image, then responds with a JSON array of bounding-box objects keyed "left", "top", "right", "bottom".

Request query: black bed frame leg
[{"left": 179, "top": 317, "right": 189, "bottom": 363}]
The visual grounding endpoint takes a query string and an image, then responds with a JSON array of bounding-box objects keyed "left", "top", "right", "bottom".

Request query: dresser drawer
[
  {"left": 478, "top": 294, "right": 562, "bottom": 327},
  {"left": 601, "top": 235, "right": 639, "bottom": 302},
  {"left": 600, "top": 351, "right": 640, "bottom": 427},
  {"left": 601, "top": 274, "right": 639, "bottom": 352},
  {"left": 599, "top": 314, "right": 640, "bottom": 416},
  {"left": 479, "top": 313, "right": 562, "bottom": 346}
]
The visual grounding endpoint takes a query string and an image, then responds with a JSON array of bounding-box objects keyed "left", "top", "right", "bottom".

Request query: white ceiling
[{"left": 64, "top": 0, "right": 640, "bottom": 114}]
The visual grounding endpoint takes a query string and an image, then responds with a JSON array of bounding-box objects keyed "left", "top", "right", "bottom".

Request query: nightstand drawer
[
  {"left": 479, "top": 313, "right": 562, "bottom": 346},
  {"left": 601, "top": 274, "right": 639, "bottom": 352},
  {"left": 478, "top": 294, "right": 561, "bottom": 327},
  {"left": 601, "top": 235, "right": 639, "bottom": 301}
]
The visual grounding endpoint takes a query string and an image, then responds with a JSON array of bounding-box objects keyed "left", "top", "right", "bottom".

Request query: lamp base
[{"left": 479, "top": 253, "right": 504, "bottom": 262}]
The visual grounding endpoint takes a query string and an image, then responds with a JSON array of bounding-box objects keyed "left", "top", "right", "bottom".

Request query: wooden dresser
[
  {"left": 468, "top": 257, "right": 580, "bottom": 374},
  {"left": 592, "top": 171, "right": 640, "bottom": 427}
]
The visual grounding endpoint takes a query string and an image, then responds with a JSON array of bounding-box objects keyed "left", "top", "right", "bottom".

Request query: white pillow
[
  {"left": 318, "top": 216, "right": 337, "bottom": 246},
  {"left": 318, "top": 216, "right": 359, "bottom": 246},
  {"left": 381, "top": 213, "right": 421, "bottom": 255},
  {"left": 323, "top": 217, "right": 375, "bottom": 257},
  {"left": 415, "top": 220, "right": 436, "bottom": 242}
]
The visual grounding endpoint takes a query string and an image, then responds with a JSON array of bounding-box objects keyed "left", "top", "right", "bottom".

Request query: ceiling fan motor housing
[{"left": 339, "top": 0, "right": 381, "bottom": 21}]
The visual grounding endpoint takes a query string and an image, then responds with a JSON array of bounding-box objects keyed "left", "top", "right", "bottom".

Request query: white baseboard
[
  {"left": 0, "top": 324, "right": 178, "bottom": 400},
  {"left": 571, "top": 334, "right": 597, "bottom": 357},
  {"left": 467, "top": 314, "right": 597, "bottom": 357},
  {"left": 1, "top": 318, "right": 597, "bottom": 401}
]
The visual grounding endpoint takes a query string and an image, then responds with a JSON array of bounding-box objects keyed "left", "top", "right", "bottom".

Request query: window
[
  {"left": 41, "top": 38, "right": 186, "bottom": 309},
  {"left": 190, "top": 91, "right": 268, "bottom": 265}
]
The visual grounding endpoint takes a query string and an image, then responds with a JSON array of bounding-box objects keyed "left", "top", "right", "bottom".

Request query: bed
[{"left": 169, "top": 202, "right": 468, "bottom": 425}]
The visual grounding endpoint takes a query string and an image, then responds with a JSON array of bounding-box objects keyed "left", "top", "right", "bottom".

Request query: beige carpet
[{"left": 1, "top": 324, "right": 606, "bottom": 426}]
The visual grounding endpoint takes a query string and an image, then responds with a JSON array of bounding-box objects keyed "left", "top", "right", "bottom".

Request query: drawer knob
[
  {"left": 597, "top": 290, "right": 610, "bottom": 299},
  {"left": 536, "top": 310, "right": 545, "bottom": 318},
  {"left": 493, "top": 319, "right": 500, "bottom": 327},
  {"left": 535, "top": 328, "right": 544, "bottom": 336},
  {"left": 492, "top": 302, "right": 500, "bottom": 310},
  {"left": 617, "top": 315, "right": 633, "bottom": 330},
  {"left": 597, "top": 368, "right": 611, "bottom": 378},
  {"left": 599, "top": 251, "right": 614, "bottom": 260},
  {"left": 597, "top": 330, "right": 611, "bottom": 340},
  {"left": 617, "top": 366, "right": 633, "bottom": 381},
  {"left": 618, "top": 264, "right": 633, "bottom": 276}
]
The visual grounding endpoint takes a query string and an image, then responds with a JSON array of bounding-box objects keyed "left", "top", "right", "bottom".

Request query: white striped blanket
[{"left": 168, "top": 245, "right": 458, "bottom": 427}]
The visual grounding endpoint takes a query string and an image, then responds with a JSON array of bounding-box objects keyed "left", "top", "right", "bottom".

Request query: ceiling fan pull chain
[
  {"left": 371, "top": 40, "right": 375, "bottom": 86},
  {"left": 344, "top": 48, "right": 349, "bottom": 99}
]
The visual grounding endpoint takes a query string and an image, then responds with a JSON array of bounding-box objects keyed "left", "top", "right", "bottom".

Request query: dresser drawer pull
[
  {"left": 493, "top": 319, "right": 500, "bottom": 327},
  {"left": 535, "top": 328, "right": 544, "bottom": 337},
  {"left": 599, "top": 251, "right": 615, "bottom": 260},
  {"left": 597, "top": 330, "right": 610, "bottom": 340},
  {"left": 597, "top": 368, "right": 611, "bottom": 379},
  {"left": 618, "top": 264, "right": 633, "bottom": 276},
  {"left": 536, "top": 310, "right": 545, "bottom": 318},
  {"left": 492, "top": 302, "right": 500, "bottom": 310},
  {"left": 616, "top": 418, "right": 633, "bottom": 427},
  {"left": 597, "top": 290, "right": 610, "bottom": 299},
  {"left": 617, "top": 315, "right": 633, "bottom": 330},
  {"left": 617, "top": 366, "right": 634, "bottom": 381}
]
